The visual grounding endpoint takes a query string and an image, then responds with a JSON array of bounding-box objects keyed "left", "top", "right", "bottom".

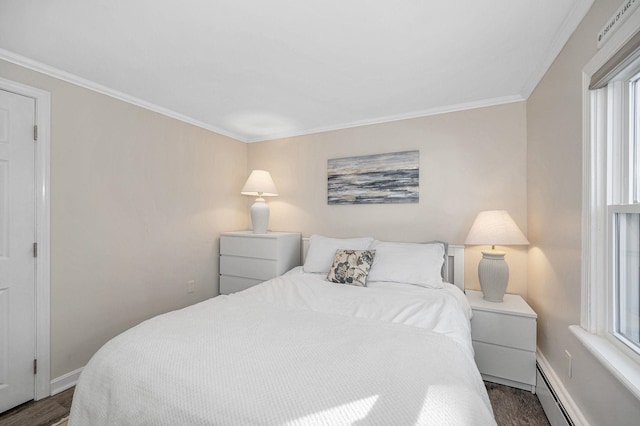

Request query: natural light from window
[
  {"left": 578, "top": 10, "right": 640, "bottom": 401},
  {"left": 607, "top": 69, "right": 640, "bottom": 357},
  {"left": 614, "top": 212, "right": 640, "bottom": 352}
]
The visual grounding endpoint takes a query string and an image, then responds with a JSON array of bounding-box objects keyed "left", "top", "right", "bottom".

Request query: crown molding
[
  {"left": 0, "top": 48, "right": 246, "bottom": 142},
  {"left": 520, "top": 0, "right": 595, "bottom": 98},
  {"left": 0, "top": 48, "right": 526, "bottom": 144},
  {"left": 244, "top": 95, "right": 525, "bottom": 143}
]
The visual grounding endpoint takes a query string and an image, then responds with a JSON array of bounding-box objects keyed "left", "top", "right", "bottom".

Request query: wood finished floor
[
  {"left": 0, "top": 382, "right": 549, "bottom": 425},
  {"left": 0, "top": 387, "right": 73, "bottom": 426}
]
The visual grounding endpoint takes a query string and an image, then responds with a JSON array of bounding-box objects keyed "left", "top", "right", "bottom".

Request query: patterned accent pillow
[{"left": 326, "top": 249, "right": 376, "bottom": 287}]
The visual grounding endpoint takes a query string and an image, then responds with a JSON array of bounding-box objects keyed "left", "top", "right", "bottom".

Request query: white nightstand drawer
[
  {"left": 471, "top": 310, "right": 536, "bottom": 351},
  {"left": 473, "top": 340, "right": 536, "bottom": 386},
  {"left": 219, "top": 231, "right": 301, "bottom": 295},
  {"left": 220, "top": 255, "right": 279, "bottom": 280},
  {"left": 220, "top": 275, "right": 263, "bottom": 295},
  {"left": 221, "top": 235, "right": 279, "bottom": 260},
  {"left": 466, "top": 290, "right": 537, "bottom": 392}
]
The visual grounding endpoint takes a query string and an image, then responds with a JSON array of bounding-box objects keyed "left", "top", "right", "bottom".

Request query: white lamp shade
[
  {"left": 464, "top": 210, "right": 529, "bottom": 246},
  {"left": 465, "top": 210, "right": 528, "bottom": 303},
  {"left": 241, "top": 170, "right": 278, "bottom": 196},
  {"left": 241, "top": 170, "right": 278, "bottom": 234}
]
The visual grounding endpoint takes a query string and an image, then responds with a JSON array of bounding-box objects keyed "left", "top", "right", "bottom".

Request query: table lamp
[
  {"left": 241, "top": 170, "right": 278, "bottom": 234},
  {"left": 464, "top": 210, "right": 529, "bottom": 302}
]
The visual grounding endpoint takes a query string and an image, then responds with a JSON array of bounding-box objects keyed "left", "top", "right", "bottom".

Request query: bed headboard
[
  {"left": 443, "top": 244, "right": 465, "bottom": 292},
  {"left": 301, "top": 238, "right": 465, "bottom": 292}
]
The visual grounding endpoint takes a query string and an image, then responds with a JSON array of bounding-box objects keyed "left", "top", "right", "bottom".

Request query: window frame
[
  {"left": 579, "top": 8, "right": 640, "bottom": 400},
  {"left": 586, "top": 70, "right": 640, "bottom": 364}
]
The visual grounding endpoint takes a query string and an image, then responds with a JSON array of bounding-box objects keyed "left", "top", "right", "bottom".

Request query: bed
[{"left": 69, "top": 236, "right": 495, "bottom": 425}]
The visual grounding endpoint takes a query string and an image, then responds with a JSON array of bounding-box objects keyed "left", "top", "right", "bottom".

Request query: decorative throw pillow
[{"left": 326, "top": 249, "right": 376, "bottom": 287}]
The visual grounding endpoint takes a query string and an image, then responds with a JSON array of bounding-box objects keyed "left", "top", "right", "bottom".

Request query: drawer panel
[
  {"left": 471, "top": 310, "right": 536, "bottom": 351},
  {"left": 219, "top": 275, "right": 263, "bottom": 295},
  {"left": 473, "top": 340, "right": 536, "bottom": 386},
  {"left": 220, "top": 255, "right": 278, "bottom": 280},
  {"left": 221, "top": 235, "right": 278, "bottom": 260}
]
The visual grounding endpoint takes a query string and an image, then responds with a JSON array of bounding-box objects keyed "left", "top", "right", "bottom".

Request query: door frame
[{"left": 0, "top": 77, "right": 51, "bottom": 400}]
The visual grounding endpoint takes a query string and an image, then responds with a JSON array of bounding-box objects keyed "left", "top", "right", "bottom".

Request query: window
[
  {"left": 607, "top": 68, "right": 640, "bottom": 357},
  {"left": 580, "top": 19, "right": 640, "bottom": 400},
  {"left": 583, "top": 31, "right": 640, "bottom": 364},
  {"left": 603, "top": 67, "right": 640, "bottom": 358}
]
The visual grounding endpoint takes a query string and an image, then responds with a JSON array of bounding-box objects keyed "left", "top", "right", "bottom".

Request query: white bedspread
[{"left": 69, "top": 270, "right": 495, "bottom": 425}]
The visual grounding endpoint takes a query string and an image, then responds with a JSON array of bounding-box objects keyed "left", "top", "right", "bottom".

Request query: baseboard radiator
[{"left": 536, "top": 362, "right": 574, "bottom": 426}]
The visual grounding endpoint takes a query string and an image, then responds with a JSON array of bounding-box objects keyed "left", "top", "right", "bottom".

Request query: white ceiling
[{"left": 0, "top": 0, "right": 593, "bottom": 142}]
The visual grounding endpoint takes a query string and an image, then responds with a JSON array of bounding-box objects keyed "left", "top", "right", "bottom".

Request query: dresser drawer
[
  {"left": 220, "top": 255, "right": 279, "bottom": 281},
  {"left": 220, "top": 275, "right": 264, "bottom": 295},
  {"left": 220, "top": 235, "right": 279, "bottom": 260},
  {"left": 473, "top": 340, "right": 536, "bottom": 386},
  {"left": 471, "top": 310, "right": 536, "bottom": 351},
  {"left": 219, "top": 231, "right": 301, "bottom": 295}
]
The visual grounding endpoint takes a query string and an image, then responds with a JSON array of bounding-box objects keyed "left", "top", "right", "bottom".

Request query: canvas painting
[{"left": 328, "top": 150, "right": 419, "bottom": 205}]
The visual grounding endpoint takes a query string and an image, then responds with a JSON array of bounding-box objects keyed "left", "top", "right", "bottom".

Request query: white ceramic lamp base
[
  {"left": 250, "top": 198, "right": 270, "bottom": 234},
  {"left": 478, "top": 250, "right": 509, "bottom": 302}
]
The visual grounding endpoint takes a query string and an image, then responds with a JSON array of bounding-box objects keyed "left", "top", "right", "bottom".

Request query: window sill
[{"left": 569, "top": 325, "right": 640, "bottom": 400}]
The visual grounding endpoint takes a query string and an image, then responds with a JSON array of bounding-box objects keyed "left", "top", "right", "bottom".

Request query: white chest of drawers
[
  {"left": 219, "top": 231, "right": 301, "bottom": 295},
  {"left": 466, "top": 289, "right": 537, "bottom": 393}
]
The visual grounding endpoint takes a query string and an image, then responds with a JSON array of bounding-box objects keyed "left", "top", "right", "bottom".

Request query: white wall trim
[
  {"left": 0, "top": 48, "right": 525, "bottom": 145},
  {"left": 50, "top": 367, "right": 83, "bottom": 396},
  {"left": 520, "top": 0, "right": 595, "bottom": 98},
  {"left": 0, "top": 48, "right": 243, "bottom": 143},
  {"left": 570, "top": 325, "right": 640, "bottom": 400},
  {"left": 581, "top": 83, "right": 608, "bottom": 333},
  {"left": 244, "top": 95, "right": 525, "bottom": 143},
  {"left": 537, "top": 348, "right": 590, "bottom": 426},
  {"left": 0, "top": 77, "right": 52, "bottom": 401}
]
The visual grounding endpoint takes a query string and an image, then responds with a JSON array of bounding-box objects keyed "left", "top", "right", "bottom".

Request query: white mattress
[{"left": 69, "top": 269, "right": 495, "bottom": 425}]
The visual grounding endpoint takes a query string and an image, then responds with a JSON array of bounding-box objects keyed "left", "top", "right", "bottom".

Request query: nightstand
[
  {"left": 466, "top": 289, "right": 537, "bottom": 393},
  {"left": 219, "top": 231, "right": 301, "bottom": 295}
]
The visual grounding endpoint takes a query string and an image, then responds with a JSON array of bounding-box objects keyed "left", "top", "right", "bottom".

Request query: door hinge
[
  {"left": 33, "top": 359, "right": 37, "bottom": 375},
  {"left": 33, "top": 242, "right": 37, "bottom": 258},
  {"left": 33, "top": 124, "right": 38, "bottom": 141}
]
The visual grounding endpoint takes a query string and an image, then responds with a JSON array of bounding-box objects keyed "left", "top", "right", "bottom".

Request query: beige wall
[
  {"left": 1, "top": 58, "right": 530, "bottom": 386},
  {"left": 0, "top": 60, "right": 248, "bottom": 378},
  {"left": 248, "top": 102, "right": 529, "bottom": 296},
  {"left": 8, "top": 6, "right": 638, "bottom": 422},
  {"left": 527, "top": 0, "right": 640, "bottom": 424}
]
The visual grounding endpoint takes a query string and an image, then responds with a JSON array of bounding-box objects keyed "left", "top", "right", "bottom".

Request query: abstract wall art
[{"left": 327, "top": 150, "right": 419, "bottom": 205}]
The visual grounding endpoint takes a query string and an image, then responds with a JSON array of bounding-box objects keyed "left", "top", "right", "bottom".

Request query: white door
[{"left": 0, "top": 89, "right": 36, "bottom": 413}]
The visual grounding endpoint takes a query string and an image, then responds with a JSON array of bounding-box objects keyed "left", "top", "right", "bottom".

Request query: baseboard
[
  {"left": 50, "top": 367, "right": 83, "bottom": 395},
  {"left": 536, "top": 349, "right": 590, "bottom": 426},
  {"left": 537, "top": 367, "right": 571, "bottom": 426}
]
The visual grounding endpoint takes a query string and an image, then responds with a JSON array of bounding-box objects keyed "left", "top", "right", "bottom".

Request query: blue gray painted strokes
[{"left": 327, "top": 150, "right": 419, "bottom": 205}]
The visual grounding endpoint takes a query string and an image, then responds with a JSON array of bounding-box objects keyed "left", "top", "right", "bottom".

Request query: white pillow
[
  {"left": 367, "top": 241, "right": 445, "bottom": 288},
  {"left": 303, "top": 235, "right": 374, "bottom": 273}
]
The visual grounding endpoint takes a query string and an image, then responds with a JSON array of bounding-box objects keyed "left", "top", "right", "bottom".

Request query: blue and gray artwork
[{"left": 328, "top": 150, "right": 419, "bottom": 205}]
